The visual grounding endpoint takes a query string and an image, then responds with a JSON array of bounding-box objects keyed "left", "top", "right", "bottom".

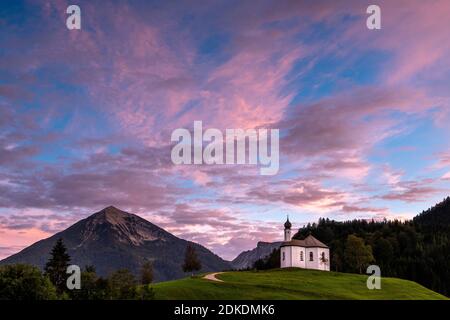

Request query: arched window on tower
[
  {"left": 309, "top": 251, "right": 313, "bottom": 261},
  {"left": 282, "top": 252, "right": 285, "bottom": 261}
]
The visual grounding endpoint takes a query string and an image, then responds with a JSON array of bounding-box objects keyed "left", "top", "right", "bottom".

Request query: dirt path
[{"left": 203, "top": 272, "right": 225, "bottom": 282}]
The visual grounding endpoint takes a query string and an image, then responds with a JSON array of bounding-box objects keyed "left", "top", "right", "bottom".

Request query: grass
[{"left": 151, "top": 268, "right": 447, "bottom": 300}]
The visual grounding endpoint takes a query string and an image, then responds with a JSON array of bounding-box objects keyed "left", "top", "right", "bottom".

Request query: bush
[
  {"left": 138, "top": 284, "right": 155, "bottom": 300},
  {"left": 0, "top": 264, "right": 57, "bottom": 300},
  {"left": 107, "top": 269, "right": 138, "bottom": 299},
  {"left": 70, "top": 269, "right": 106, "bottom": 300}
]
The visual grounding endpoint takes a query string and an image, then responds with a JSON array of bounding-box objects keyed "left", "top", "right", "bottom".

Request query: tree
[
  {"left": 70, "top": 266, "right": 107, "bottom": 300},
  {"left": 44, "top": 238, "right": 71, "bottom": 294},
  {"left": 265, "top": 248, "right": 281, "bottom": 269},
  {"left": 139, "top": 285, "right": 155, "bottom": 300},
  {"left": 94, "top": 277, "right": 109, "bottom": 300},
  {"left": 0, "top": 264, "right": 57, "bottom": 300},
  {"left": 373, "top": 238, "right": 394, "bottom": 273},
  {"left": 330, "top": 240, "right": 344, "bottom": 272},
  {"left": 331, "top": 250, "right": 343, "bottom": 272},
  {"left": 107, "top": 269, "right": 137, "bottom": 300},
  {"left": 344, "top": 235, "right": 374, "bottom": 274},
  {"left": 70, "top": 270, "right": 96, "bottom": 300},
  {"left": 182, "top": 244, "right": 201, "bottom": 275},
  {"left": 141, "top": 261, "right": 154, "bottom": 285},
  {"left": 253, "top": 258, "right": 266, "bottom": 270},
  {"left": 84, "top": 265, "right": 96, "bottom": 273},
  {"left": 253, "top": 248, "right": 280, "bottom": 270}
]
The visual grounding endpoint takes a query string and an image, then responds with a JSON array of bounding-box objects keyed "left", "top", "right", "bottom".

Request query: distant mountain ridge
[
  {"left": 232, "top": 241, "right": 282, "bottom": 270},
  {"left": 0, "top": 206, "right": 231, "bottom": 281}
]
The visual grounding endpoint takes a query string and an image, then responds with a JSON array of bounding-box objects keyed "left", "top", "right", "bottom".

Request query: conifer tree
[{"left": 44, "top": 238, "right": 71, "bottom": 294}]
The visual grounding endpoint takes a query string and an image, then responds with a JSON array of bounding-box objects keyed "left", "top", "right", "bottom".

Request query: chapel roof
[{"left": 280, "top": 234, "right": 328, "bottom": 248}]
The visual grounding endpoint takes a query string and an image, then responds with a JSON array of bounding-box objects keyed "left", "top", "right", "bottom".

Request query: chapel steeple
[{"left": 284, "top": 215, "right": 292, "bottom": 241}]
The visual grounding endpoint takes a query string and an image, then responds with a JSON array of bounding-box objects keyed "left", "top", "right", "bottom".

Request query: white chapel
[{"left": 280, "top": 217, "right": 330, "bottom": 271}]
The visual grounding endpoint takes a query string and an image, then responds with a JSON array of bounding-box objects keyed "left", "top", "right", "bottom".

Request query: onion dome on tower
[{"left": 284, "top": 216, "right": 292, "bottom": 229}]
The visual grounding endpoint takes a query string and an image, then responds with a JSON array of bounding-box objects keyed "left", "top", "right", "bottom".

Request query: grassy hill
[{"left": 151, "top": 268, "right": 447, "bottom": 300}]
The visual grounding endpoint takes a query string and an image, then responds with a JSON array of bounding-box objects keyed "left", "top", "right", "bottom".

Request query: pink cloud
[
  {"left": 341, "top": 205, "right": 387, "bottom": 214},
  {"left": 279, "top": 85, "right": 435, "bottom": 162},
  {"left": 380, "top": 178, "right": 443, "bottom": 202},
  {"left": 378, "top": 0, "right": 450, "bottom": 84},
  {"left": 442, "top": 172, "right": 450, "bottom": 180},
  {"left": 434, "top": 151, "right": 450, "bottom": 169}
]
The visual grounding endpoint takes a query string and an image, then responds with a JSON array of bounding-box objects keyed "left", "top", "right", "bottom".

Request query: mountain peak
[
  {"left": 92, "top": 206, "right": 131, "bottom": 225},
  {"left": 84, "top": 206, "right": 175, "bottom": 246},
  {"left": 102, "top": 205, "right": 127, "bottom": 215}
]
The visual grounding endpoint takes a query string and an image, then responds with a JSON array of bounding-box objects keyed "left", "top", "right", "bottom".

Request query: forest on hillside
[{"left": 256, "top": 197, "right": 450, "bottom": 296}]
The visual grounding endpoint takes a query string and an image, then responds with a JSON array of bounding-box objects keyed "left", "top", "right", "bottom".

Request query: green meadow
[{"left": 151, "top": 268, "right": 447, "bottom": 300}]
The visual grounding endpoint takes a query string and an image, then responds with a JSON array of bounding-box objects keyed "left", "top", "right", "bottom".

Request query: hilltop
[{"left": 151, "top": 268, "right": 447, "bottom": 300}]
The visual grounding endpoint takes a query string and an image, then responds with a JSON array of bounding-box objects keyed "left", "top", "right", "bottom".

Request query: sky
[{"left": 1, "top": 0, "right": 450, "bottom": 261}]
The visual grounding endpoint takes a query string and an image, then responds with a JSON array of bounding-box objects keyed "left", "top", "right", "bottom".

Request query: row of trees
[
  {"left": 0, "top": 262, "right": 156, "bottom": 300},
  {"left": 0, "top": 239, "right": 203, "bottom": 300}
]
